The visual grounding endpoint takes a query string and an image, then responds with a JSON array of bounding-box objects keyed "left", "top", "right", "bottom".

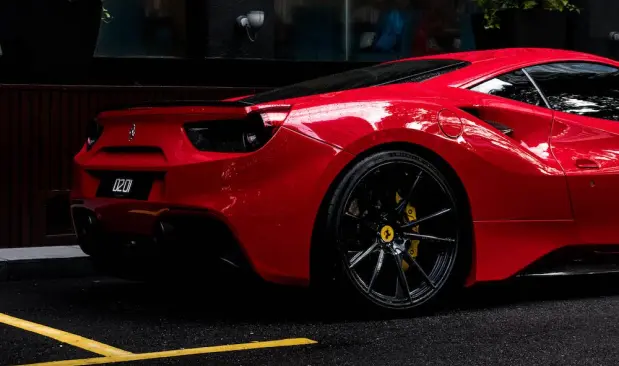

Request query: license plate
[
  {"left": 96, "top": 172, "right": 155, "bottom": 200},
  {"left": 112, "top": 178, "right": 133, "bottom": 194}
]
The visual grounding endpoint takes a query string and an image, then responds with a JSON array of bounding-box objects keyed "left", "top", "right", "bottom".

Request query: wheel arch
[{"left": 309, "top": 140, "right": 475, "bottom": 287}]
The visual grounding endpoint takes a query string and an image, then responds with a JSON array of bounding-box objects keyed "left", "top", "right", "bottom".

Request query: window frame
[
  {"left": 522, "top": 60, "right": 619, "bottom": 121},
  {"left": 467, "top": 67, "right": 551, "bottom": 109},
  {"left": 467, "top": 60, "right": 619, "bottom": 116}
]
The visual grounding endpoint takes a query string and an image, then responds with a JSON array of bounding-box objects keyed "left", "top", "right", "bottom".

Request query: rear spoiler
[
  {"left": 94, "top": 99, "right": 292, "bottom": 124},
  {"left": 95, "top": 99, "right": 255, "bottom": 115}
]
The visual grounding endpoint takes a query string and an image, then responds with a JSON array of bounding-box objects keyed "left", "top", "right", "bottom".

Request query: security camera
[
  {"left": 236, "top": 15, "right": 250, "bottom": 28},
  {"left": 236, "top": 10, "right": 265, "bottom": 42},
  {"left": 247, "top": 11, "right": 264, "bottom": 30}
]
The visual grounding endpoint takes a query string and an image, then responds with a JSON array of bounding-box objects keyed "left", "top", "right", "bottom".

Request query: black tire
[{"left": 316, "top": 149, "right": 471, "bottom": 315}]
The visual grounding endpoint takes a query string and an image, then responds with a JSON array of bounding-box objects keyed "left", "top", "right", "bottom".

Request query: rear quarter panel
[{"left": 283, "top": 86, "right": 573, "bottom": 222}]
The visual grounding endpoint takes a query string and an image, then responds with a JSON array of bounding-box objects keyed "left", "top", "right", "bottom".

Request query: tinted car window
[
  {"left": 241, "top": 59, "right": 470, "bottom": 104},
  {"left": 470, "top": 69, "right": 545, "bottom": 107},
  {"left": 525, "top": 62, "right": 619, "bottom": 121}
]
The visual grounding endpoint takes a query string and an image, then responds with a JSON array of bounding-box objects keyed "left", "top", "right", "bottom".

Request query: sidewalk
[{"left": 0, "top": 245, "right": 96, "bottom": 281}]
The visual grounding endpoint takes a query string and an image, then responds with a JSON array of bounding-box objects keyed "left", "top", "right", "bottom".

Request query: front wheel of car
[{"left": 319, "top": 149, "right": 471, "bottom": 314}]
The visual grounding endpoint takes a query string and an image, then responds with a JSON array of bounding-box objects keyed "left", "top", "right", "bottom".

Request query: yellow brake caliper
[{"left": 395, "top": 192, "right": 420, "bottom": 271}]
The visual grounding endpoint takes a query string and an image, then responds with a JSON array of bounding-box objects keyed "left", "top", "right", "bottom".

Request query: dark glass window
[
  {"left": 470, "top": 69, "right": 545, "bottom": 107},
  {"left": 241, "top": 58, "right": 469, "bottom": 104},
  {"left": 525, "top": 62, "right": 619, "bottom": 121},
  {"left": 274, "top": 0, "right": 346, "bottom": 60},
  {"left": 95, "top": 0, "right": 188, "bottom": 57},
  {"left": 274, "top": 0, "right": 470, "bottom": 61},
  {"left": 89, "top": 0, "right": 474, "bottom": 62}
]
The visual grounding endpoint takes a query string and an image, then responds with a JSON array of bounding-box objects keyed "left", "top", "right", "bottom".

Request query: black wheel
[{"left": 321, "top": 149, "right": 470, "bottom": 313}]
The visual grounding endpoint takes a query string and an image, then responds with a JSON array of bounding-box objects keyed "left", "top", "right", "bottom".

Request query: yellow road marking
[
  {"left": 20, "top": 338, "right": 318, "bottom": 366},
  {"left": 0, "top": 313, "right": 132, "bottom": 357}
]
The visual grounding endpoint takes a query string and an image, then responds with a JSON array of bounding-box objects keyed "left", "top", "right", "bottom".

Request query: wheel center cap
[{"left": 380, "top": 225, "right": 395, "bottom": 243}]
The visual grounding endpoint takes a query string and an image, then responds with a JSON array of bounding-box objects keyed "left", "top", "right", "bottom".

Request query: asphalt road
[{"left": 2, "top": 273, "right": 619, "bottom": 366}]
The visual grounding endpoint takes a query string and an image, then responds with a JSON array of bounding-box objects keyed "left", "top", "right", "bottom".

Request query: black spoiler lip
[{"left": 96, "top": 99, "right": 255, "bottom": 114}]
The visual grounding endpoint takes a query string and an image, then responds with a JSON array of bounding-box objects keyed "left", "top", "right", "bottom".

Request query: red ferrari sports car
[{"left": 71, "top": 48, "right": 619, "bottom": 312}]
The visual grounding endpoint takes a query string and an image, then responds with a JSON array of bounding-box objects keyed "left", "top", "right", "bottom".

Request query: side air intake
[{"left": 459, "top": 106, "right": 514, "bottom": 136}]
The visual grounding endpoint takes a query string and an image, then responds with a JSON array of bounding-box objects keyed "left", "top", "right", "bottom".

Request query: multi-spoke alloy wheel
[{"left": 323, "top": 150, "right": 469, "bottom": 312}]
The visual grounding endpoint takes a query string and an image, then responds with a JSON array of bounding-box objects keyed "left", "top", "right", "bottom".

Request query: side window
[
  {"left": 470, "top": 69, "right": 545, "bottom": 107},
  {"left": 525, "top": 62, "right": 619, "bottom": 121}
]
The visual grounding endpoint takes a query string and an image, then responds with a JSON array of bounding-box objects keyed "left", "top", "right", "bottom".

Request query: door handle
[{"left": 575, "top": 158, "right": 600, "bottom": 169}]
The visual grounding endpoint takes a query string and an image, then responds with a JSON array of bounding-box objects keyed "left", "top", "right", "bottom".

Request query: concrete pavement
[{"left": 0, "top": 245, "right": 95, "bottom": 282}]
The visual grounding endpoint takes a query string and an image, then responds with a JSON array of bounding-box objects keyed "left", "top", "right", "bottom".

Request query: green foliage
[
  {"left": 101, "top": 1, "right": 112, "bottom": 23},
  {"left": 473, "top": 0, "right": 580, "bottom": 29}
]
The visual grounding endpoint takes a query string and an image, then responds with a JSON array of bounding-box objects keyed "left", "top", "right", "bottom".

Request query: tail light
[
  {"left": 85, "top": 118, "right": 104, "bottom": 151},
  {"left": 184, "top": 105, "right": 291, "bottom": 153}
]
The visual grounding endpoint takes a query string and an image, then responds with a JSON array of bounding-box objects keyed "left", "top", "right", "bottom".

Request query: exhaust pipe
[
  {"left": 76, "top": 212, "right": 97, "bottom": 237},
  {"left": 158, "top": 221, "right": 174, "bottom": 235},
  {"left": 219, "top": 257, "right": 241, "bottom": 269},
  {"left": 72, "top": 209, "right": 99, "bottom": 255},
  {"left": 154, "top": 220, "right": 176, "bottom": 246}
]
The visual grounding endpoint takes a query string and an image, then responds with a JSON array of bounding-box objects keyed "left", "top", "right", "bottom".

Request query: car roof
[
  {"left": 239, "top": 49, "right": 617, "bottom": 105},
  {"left": 396, "top": 48, "right": 603, "bottom": 65},
  {"left": 393, "top": 48, "right": 619, "bottom": 88}
]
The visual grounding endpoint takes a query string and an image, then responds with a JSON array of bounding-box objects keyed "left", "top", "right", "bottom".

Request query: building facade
[{"left": 0, "top": 0, "right": 618, "bottom": 248}]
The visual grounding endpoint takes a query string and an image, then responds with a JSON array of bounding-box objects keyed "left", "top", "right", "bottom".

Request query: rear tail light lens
[
  {"left": 85, "top": 118, "right": 103, "bottom": 151},
  {"left": 184, "top": 105, "right": 291, "bottom": 153},
  {"left": 260, "top": 110, "right": 290, "bottom": 128}
]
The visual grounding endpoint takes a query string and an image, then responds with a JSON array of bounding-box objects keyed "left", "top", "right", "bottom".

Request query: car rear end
[{"left": 70, "top": 101, "right": 340, "bottom": 284}]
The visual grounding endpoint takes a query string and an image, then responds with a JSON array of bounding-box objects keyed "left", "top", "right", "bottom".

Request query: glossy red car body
[{"left": 71, "top": 48, "right": 619, "bottom": 288}]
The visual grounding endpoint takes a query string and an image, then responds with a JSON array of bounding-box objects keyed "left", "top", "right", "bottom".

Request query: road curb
[{"left": 0, "top": 246, "right": 96, "bottom": 282}]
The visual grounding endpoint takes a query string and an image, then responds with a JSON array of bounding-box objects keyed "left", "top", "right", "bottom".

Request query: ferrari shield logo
[
  {"left": 380, "top": 225, "right": 395, "bottom": 243},
  {"left": 128, "top": 124, "right": 136, "bottom": 141}
]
